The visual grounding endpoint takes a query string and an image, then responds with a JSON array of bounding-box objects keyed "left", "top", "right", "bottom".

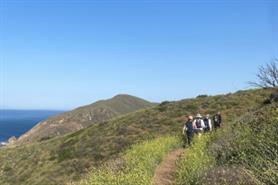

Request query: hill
[
  {"left": 78, "top": 91, "right": 278, "bottom": 185},
  {"left": 13, "top": 94, "right": 156, "bottom": 145},
  {"left": 0, "top": 89, "right": 273, "bottom": 185}
]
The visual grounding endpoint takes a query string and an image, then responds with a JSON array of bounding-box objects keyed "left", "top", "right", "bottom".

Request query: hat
[
  {"left": 196, "top": 113, "right": 202, "bottom": 118},
  {"left": 188, "top": 116, "right": 193, "bottom": 120}
]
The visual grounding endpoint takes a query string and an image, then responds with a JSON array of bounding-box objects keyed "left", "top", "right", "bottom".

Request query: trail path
[{"left": 153, "top": 148, "right": 184, "bottom": 185}]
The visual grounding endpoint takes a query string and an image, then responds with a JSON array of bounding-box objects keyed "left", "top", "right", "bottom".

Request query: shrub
[
  {"left": 158, "top": 101, "right": 170, "bottom": 112},
  {"left": 223, "top": 104, "right": 278, "bottom": 185},
  {"left": 264, "top": 90, "right": 278, "bottom": 104},
  {"left": 196, "top": 94, "right": 208, "bottom": 98}
]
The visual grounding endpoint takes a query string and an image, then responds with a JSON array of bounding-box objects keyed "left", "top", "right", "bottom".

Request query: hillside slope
[
  {"left": 14, "top": 94, "right": 155, "bottom": 145},
  {"left": 176, "top": 99, "right": 278, "bottom": 185},
  {"left": 0, "top": 89, "right": 273, "bottom": 185}
]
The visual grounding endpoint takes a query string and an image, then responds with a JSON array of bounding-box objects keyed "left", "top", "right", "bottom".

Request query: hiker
[
  {"left": 213, "top": 112, "right": 222, "bottom": 129},
  {"left": 193, "top": 113, "right": 205, "bottom": 136},
  {"left": 182, "top": 115, "right": 196, "bottom": 146},
  {"left": 203, "top": 114, "right": 212, "bottom": 132}
]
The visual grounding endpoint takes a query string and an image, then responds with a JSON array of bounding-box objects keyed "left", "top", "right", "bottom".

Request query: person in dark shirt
[
  {"left": 203, "top": 114, "right": 212, "bottom": 132},
  {"left": 182, "top": 115, "right": 196, "bottom": 147},
  {"left": 213, "top": 112, "right": 222, "bottom": 129}
]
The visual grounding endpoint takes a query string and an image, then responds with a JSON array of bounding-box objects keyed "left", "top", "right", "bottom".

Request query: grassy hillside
[
  {"left": 15, "top": 94, "right": 156, "bottom": 145},
  {"left": 176, "top": 101, "right": 278, "bottom": 185},
  {"left": 76, "top": 100, "right": 277, "bottom": 185},
  {"left": 0, "top": 89, "right": 273, "bottom": 185},
  {"left": 78, "top": 136, "right": 180, "bottom": 185}
]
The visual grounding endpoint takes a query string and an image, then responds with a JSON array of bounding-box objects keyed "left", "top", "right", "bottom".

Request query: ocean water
[{"left": 0, "top": 110, "right": 63, "bottom": 142}]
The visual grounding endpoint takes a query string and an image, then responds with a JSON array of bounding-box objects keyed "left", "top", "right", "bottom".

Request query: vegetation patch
[
  {"left": 175, "top": 134, "right": 215, "bottom": 185},
  {"left": 175, "top": 103, "right": 278, "bottom": 185},
  {"left": 78, "top": 136, "right": 180, "bottom": 185}
]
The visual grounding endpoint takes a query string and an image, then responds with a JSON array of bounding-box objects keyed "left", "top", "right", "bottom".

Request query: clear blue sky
[{"left": 1, "top": 0, "right": 277, "bottom": 110}]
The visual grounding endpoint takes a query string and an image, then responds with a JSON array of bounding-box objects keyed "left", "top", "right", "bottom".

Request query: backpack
[
  {"left": 204, "top": 118, "right": 209, "bottom": 128},
  {"left": 196, "top": 119, "right": 202, "bottom": 128},
  {"left": 213, "top": 115, "right": 218, "bottom": 123},
  {"left": 186, "top": 121, "right": 194, "bottom": 133}
]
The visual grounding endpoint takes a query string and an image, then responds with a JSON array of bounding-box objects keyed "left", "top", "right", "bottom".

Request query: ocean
[{"left": 0, "top": 110, "right": 63, "bottom": 142}]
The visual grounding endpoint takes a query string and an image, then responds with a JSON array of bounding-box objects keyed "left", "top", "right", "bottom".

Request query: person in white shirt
[{"left": 193, "top": 113, "right": 205, "bottom": 136}]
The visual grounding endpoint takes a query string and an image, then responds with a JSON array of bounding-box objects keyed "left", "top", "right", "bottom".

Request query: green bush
[
  {"left": 197, "top": 95, "right": 209, "bottom": 98},
  {"left": 221, "top": 104, "right": 278, "bottom": 185}
]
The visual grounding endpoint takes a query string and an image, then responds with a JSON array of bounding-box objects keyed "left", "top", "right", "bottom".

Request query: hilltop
[
  {"left": 14, "top": 94, "right": 156, "bottom": 145},
  {"left": 0, "top": 89, "right": 274, "bottom": 185}
]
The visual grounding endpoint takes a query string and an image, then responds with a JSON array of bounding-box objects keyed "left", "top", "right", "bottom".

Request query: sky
[{"left": 0, "top": 0, "right": 277, "bottom": 110}]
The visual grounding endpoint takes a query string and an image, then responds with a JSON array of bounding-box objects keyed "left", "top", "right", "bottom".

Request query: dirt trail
[{"left": 153, "top": 148, "right": 184, "bottom": 185}]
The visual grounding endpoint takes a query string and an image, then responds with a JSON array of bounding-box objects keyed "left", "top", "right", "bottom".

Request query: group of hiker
[{"left": 182, "top": 112, "right": 222, "bottom": 146}]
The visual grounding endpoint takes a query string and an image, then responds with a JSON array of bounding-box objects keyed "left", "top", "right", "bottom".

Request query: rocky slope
[{"left": 14, "top": 94, "right": 156, "bottom": 145}]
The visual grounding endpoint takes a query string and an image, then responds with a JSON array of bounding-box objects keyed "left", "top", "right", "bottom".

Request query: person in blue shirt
[{"left": 182, "top": 115, "right": 196, "bottom": 147}]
